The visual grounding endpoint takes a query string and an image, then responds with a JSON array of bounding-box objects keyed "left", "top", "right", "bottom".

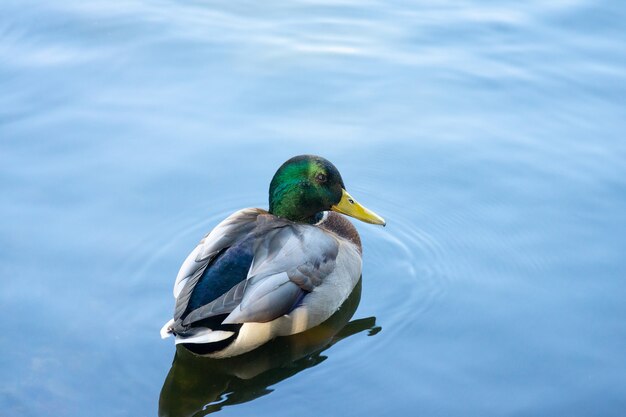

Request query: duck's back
[{"left": 163, "top": 208, "right": 363, "bottom": 354}]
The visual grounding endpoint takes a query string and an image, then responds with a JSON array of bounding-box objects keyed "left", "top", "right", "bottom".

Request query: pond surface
[{"left": 1, "top": 1, "right": 626, "bottom": 416}]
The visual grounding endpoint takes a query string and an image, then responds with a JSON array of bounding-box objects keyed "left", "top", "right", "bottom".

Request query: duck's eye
[{"left": 316, "top": 173, "right": 327, "bottom": 183}]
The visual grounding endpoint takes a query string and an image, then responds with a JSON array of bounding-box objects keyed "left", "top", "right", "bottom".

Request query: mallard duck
[{"left": 160, "top": 155, "right": 385, "bottom": 358}]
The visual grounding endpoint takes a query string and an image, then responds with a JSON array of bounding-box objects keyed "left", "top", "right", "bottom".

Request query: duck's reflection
[{"left": 159, "top": 279, "right": 379, "bottom": 416}]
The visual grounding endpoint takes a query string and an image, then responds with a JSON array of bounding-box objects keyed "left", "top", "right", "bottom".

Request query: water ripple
[{"left": 357, "top": 203, "right": 452, "bottom": 351}]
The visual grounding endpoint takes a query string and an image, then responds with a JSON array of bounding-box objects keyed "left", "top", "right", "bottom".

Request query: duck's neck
[
  {"left": 269, "top": 186, "right": 320, "bottom": 224},
  {"left": 270, "top": 201, "right": 320, "bottom": 224}
]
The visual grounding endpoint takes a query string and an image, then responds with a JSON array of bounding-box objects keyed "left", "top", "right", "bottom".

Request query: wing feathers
[
  {"left": 223, "top": 273, "right": 304, "bottom": 324},
  {"left": 181, "top": 279, "right": 248, "bottom": 326},
  {"left": 172, "top": 208, "right": 265, "bottom": 321},
  {"left": 222, "top": 225, "right": 339, "bottom": 324},
  {"left": 170, "top": 212, "right": 342, "bottom": 333}
]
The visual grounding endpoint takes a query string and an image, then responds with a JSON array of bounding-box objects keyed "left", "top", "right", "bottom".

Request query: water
[{"left": 1, "top": 1, "right": 625, "bottom": 416}]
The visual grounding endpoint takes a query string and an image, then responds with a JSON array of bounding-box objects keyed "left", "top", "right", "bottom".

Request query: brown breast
[{"left": 318, "top": 211, "right": 362, "bottom": 253}]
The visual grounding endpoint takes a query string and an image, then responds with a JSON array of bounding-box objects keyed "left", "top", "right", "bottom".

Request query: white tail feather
[
  {"left": 160, "top": 319, "right": 175, "bottom": 339},
  {"left": 174, "top": 329, "right": 234, "bottom": 344}
]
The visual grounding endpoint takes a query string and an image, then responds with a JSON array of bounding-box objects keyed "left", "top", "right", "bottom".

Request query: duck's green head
[{"left": 269, "top": 155, "right": 385, "bottom": 225}]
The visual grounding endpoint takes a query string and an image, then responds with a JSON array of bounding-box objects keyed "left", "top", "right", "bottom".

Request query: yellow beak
[{"left": 331, "top": 189, "right": 386, "bottom": 226}]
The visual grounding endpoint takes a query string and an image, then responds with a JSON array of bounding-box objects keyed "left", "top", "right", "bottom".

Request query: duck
[{"left": 160, "top": 154, "right": 385, "bottom": 358}]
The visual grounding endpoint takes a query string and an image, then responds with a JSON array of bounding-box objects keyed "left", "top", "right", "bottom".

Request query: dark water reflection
[{"left": 159, "top": 280, "right": 378, "bottom": 416}]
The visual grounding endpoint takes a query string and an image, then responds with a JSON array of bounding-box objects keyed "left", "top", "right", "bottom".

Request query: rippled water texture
[{"left": 2, "top": 1, "right": 626, "bottom": 416}]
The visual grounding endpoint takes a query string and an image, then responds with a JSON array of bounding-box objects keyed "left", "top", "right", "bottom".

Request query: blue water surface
[{"left": 1, "top": 1, "right": 626, "bottom": 416}]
